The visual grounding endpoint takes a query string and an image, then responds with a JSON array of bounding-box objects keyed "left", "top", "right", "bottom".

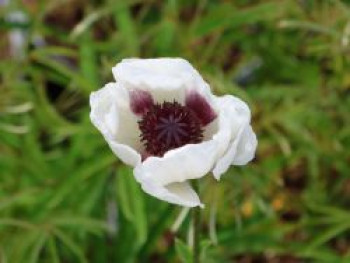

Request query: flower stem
[{"left": 192, "top": 181, "right": 200, "bottom": 263}]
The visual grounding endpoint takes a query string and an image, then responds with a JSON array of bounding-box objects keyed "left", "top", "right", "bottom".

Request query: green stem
[{"left": 192, "top": 182, "right": 200, "bottom": 263}]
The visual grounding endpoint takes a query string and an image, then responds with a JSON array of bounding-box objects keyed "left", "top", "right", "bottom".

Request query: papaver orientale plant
[{"left": 90, "top": 58, "right": 257, "bottom": 207}]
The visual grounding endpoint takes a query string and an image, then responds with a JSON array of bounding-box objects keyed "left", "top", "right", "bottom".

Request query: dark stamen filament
[{"left": 138, "top": 101, "right": 204, "bottom": 157}]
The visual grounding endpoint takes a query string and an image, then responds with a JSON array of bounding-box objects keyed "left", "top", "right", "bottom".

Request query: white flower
[{"left": 90, "top": 58, "right": 257, "bottom": 207}]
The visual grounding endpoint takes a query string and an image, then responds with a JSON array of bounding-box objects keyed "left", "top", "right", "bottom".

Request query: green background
[{"left": 1, "top": 0, "right": 350, "bottom": 262}]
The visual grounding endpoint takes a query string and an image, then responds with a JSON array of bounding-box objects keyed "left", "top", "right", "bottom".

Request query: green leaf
[
  {"left": 154, "top": 20, "right": 176, "bottom": 55},
  {"left": 53, "top": 228, "right": 88, "bottom": 263},
  {"left": 79, "top": 32, "right": 99, "bottom": 88},
  {"left": 113, "top": 1, "right": 139, "bottom": 55},
  {"left": 9, "top": 230, "right": 42, "bottom": 263},
  {"left": 30, "top": 51, "right": 94, "bottom": 95},
  {"left": 137, "top": 205, "right": 175, "bottom": 260},
  {"left": 29, "top": 232, "right": 47, "bottom": 263},
  {"left": 175, "top": 238, "right": 193, "bottom": 263},
  {"left": 47, "top": 153, "right": 115, "bottom": 209},
  {"left": 194, "top": 2, "right": 285, "bottom": 37},
  {"left": 51, "top": 216, "right": 109, "bottom": 233},
  {"left": 116, "top": 166, "right": 147, "bottom": 247},
  {"left": 200, "top": 239, "right": 213, "bottom": 262},
  {"left": 306, "top": 222, "right": 350, "bottom": 250},
  {"left": 48, "top": 237, "right": 59, "bottom": 263},
  {"left": 0, "top": 218, "right": 35, "bottom": 230}
]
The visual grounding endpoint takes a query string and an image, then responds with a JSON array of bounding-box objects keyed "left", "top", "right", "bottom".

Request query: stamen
[{"left": 138, "top": 101, "right": 204, "bottom": 157}]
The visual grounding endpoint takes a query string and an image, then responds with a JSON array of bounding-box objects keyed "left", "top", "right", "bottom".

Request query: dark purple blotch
[
  {"left": 129, "top": 89, "right": 154, "bottom": 116},
  {"left": 185, "top": 91, "right": 217, "bottom": 126}
]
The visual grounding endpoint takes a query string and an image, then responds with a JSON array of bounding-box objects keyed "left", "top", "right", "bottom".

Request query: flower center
[{"left": 138, "top": 101, "right": 204, "bottom": 157}]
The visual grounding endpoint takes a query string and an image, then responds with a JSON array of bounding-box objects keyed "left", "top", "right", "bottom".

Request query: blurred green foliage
[{"left": 0, "top": 0, "right": 350, "bottom": 262}]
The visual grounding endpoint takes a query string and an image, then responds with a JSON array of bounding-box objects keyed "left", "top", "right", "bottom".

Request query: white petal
[
  {"left": 90, "top": 82, "right": 142, "bottom": 167},
  {"left": 218, "top": 95, "right": 251, "bottom": 129},
  {"left": 212, "top": 95, "right": 256, "bottom": 180},
  {"left": 112, "top": 58, "right": 204, "bottom": 90},
  {"left": 134, "top": 141, "right": 220, "bottom": 186},
  {"left": 212, "top": 124, "right": 246, "bottom": 179},
  {"left": 232, "top": 125, "right": 257, "bottom": 165},
  {"left": 112, "top": 58, "right": 212, "bottom": 104},
  {"left": 136, "top": 178, "right": 203, "bottom": 207},
  {"left": 106, "top": 140, "right": 141, "bottom": 167},
  {"left": 207, "top": 95, "right": 251, "bottom": 154}
]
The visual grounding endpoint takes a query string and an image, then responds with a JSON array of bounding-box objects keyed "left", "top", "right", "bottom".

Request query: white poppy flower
[{"left": 90, "top": 58, "right": 257, "bottom": 208}]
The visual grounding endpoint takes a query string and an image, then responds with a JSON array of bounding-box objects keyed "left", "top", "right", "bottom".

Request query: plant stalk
[{"left": 192, "top": 182, "right": 200, "bottom": 263}]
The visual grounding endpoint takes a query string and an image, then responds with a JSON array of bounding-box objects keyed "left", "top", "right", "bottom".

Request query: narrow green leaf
[
  {"left": 154, "top": 20, "right": 176, "bottom": 55},
  {"left": 48, "top": 236, "right": 59, "bottom": 263},
  {"left": 200, "top": 240, "right": 212, "bottom": 262},
  {"left": 194, "top": 2, "right": 285, "bottom": 37},
  {"left": 113, "top": 1, "right": 139, "bottom": 54},
  {"left": 79, "top": 32, "right": 99, "bottom": 88},
  {"left": 307, "top": 223, "right": 350, "bottom": 250},
  {"left": 29, "top": 232, "right": 47, "bottom": 263},
  {"left": 30, "top": 53, "right": 94, "bottom": 95},
  {"left": 47, "top": 154, "right": 115, "bottom": 209},
  {"left": 51, "top": 216, "right": 109, "bottom": 233},
  {"left": 116, "top": 166, "right": 147, "bottom": 246},
  {"left": 53, "top": 228, "right": 88, "bottom": 263},
  {"left": 0, "top": 218, "right": 35, "bottom": 230},
  {"left": 175, "top": 238, "right": 193, "bottom": 263}
]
